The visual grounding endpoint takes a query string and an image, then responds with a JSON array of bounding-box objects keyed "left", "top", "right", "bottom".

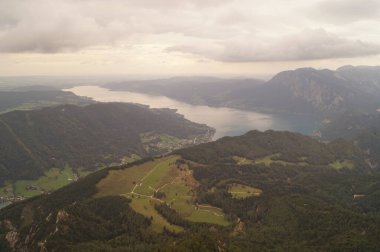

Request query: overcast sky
[{"left": 0, "top": 0, "right": 379, "bottom": 77}]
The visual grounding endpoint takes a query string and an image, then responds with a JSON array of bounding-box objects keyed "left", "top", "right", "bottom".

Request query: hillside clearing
[{"left": 96, "top": 155, "right": 230, "bottom": 231}]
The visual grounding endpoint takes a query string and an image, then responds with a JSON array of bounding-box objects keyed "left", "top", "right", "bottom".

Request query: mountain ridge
[{"left": 104, "top": 66, "right": 380, "bottom": 117}]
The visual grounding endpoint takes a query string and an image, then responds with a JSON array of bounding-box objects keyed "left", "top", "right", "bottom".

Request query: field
[
  {"left": 233, "top": 154, "right": 308, "bottom": 167},
  {"left": 187, "top": 204, "right": 230, "bottom": 226},
  {"left": 329, "top": 159, "right": 355, "bottom": 170},
  {"left": 129, "top": 197, "right": 184, "bottom": 233},
  {"left": 1, "top": 165, "right": 89, "bottom": 200},
  {"left": 14, "top": 165, "right": 76, "bottom": 197},
  {"left": 228, "top": 183, "right": 262, "bottom": 199},
  {"left": 96, "top": 155, "right": 230, "bottom": 232},
  {"left": 234, "top": 154, "right": 356, "bottom": 172}
]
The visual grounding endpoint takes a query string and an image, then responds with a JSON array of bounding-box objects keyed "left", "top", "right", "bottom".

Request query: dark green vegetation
[
  {"left": 320, "top": 112, "right": 380, "bottom": 169},
  {"left": 105, "top": 66, "right": 380, "bottom": 117},
  {"left": 0, "top": 88, "right": 92, "bottom": 113},
  {"left": 0, "top": 102, "right": 213, "bottom": 188},
  {"left": 1, "top": 130, "right": 380, "bottom": 251}
]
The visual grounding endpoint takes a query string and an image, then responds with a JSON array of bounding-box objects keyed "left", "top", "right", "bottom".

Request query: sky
[{"left": 0, "top": 0, "right": 379, "bottom": 77}]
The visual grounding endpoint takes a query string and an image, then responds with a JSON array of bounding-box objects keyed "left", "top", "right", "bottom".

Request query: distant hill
[
  {"left": 320, "top": 112, "right": 380, "bottom": 168},
  {"left": 336, "top": 65, "right": 380, "bottom": 95},
  {"left": 2, "top": 130, "right": 379, "bottom": 251},
  {"left": 104, "top": 76, "right": 265, "bottom": 108},
  {"left": 0, "top": 88, "right": 92, "bottom": 113},
  {"left": 0, "top": 103, "right": 213, "bottom": 184},
  {"left": 104, "top": 66, "right": 380, "bottom": 117},
  {"left": 249, "top": 67, "right": 380, "bottom": 116}
]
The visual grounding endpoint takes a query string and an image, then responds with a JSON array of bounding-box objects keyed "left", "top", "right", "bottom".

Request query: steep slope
[
  {"left": 1, "top": 130, "right": 379, "bottom": 251},
  {"left": 337, "top": 65, "right": 380, "bottom": 95},
  {"left": 0, "top": 102, "right": 214, "bottom": 184},
  {"left": 248, "top": 68, "right": 380, "bottom": 116}
]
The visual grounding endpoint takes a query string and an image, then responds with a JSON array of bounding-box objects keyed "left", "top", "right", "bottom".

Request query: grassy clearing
[
  {"left": 14, "top": 166, "right": 76, "bottom": 197},
  {"left": 96, "top": 157, "right": 173, "bottom": 197},
  {"left": 232, "top": 156, "right": 254, "bottom": 165},
  {"left": 228, "top": 183, "right": 262, "bottom": 199},
  {"left": 233, "top": 154, "right": 308, "bottom": 167},
  {"left": 129, "top": 197, "right": 183, "bottom": 233},
  {"left": 96, "top": 155, "right": 230, "bottom": 230},
  {"left": 187, "top": 206, "right": 230, "bottom": 226},
  {"left": 329, "top": 160, "right": 355, "bottom": 170},
  {"left": 134, "top": 156, "right": 177, "bottom": 195}
]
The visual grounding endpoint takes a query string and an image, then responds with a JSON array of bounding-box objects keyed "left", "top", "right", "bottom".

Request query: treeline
[
  {"left": 176, "top": 130, "right": 367, "bottom": 167},
  {"left": 0, "top": 89, "right": 91, "bottom": 113},
  {"left": 0, "top": 102, "right": 213, "bottom": 183},
  {"left": 154, "top": 204, "right": 191, "bottom": 228},
  {"left": 321, "top": 112, "right": 380, "bottom": 169}
]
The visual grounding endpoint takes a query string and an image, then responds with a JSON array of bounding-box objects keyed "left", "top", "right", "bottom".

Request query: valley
[
  {"left": 2, "top": 0, "right": 380, "bottom": 250},
  {"left": 67, "top": 85, "right": 319, "bottom": 138}
]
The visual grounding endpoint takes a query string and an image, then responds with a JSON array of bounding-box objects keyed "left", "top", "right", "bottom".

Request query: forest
[{"left": 1, "top": 130, "right": 380, "bottom": 251}]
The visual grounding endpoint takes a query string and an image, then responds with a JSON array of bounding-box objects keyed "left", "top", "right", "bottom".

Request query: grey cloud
[
  {"left": 166, "top": 29, "right": 380, "bottom": 62},
  {"left": 0, "top": 0, "right": 236, "bottom": 53},
  {"left": 313, "top": 0, "right": 380, "bottom": 23},
  {"left": 1, "top": 0, "right": 379, "bottom": 58}
]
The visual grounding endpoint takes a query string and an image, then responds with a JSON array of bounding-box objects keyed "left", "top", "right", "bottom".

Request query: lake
[{"left": 66, "top": 86, "right": 319, "bottom": 139}]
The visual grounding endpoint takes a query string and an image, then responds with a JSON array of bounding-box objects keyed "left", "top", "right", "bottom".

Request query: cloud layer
[
  {"left": 167, "top": 29, "right": 380, "bottom": 62},
  {"left": 0, "top": 0, "right": 380, "bottom": 64}
]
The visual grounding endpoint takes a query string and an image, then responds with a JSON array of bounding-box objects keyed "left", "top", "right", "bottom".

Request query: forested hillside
[
  {"left": 2, "top": 130, "right": 379, "bottom": 251},
  {"left": 0, "top": 102, "right": 213, "bottom": 184},
  {"left": 0, "top": 89, "right": 92, "bottom": 113},
  {"left": 320, "top": 112, "right": 380, "bottom": 169}
]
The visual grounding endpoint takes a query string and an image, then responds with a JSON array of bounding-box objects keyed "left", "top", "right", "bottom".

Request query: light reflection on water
[{"left": 66, "top": 86, "right": 317, "bottom": 139}]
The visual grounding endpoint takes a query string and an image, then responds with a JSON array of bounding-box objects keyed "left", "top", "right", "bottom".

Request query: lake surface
[{"left": 66, "top": 86, "right": 318, "bottom": 139}]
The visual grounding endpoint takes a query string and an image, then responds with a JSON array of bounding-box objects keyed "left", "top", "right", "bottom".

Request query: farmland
[
  {"left": 96, "top": 155, "right": 230, "bottom": 232},
  {"left": 329, "top": 159, "right": 355, "bottom": 170},
  {"left": 0, "top": 165, "right": 91, "bottom": 201},
  {"left": 228, "top": 183, "right": 263, "bottom": 199}
]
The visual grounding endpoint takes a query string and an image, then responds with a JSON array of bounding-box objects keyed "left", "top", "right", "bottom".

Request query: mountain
[
  {"left": 2, "top": 130, "right": 379, "bottom": 251},
  {"left": 0, "top": 102, "right": 214, "bottom": 185},
  {"left": 248, "top": 67, "right": 380, "bottom": 116},
  {"left": 0, "top": 88, "right": 92, "bottom": 113},
  {"left": 104, "top": 76, "right": 265, "bottom": 108},
  {"left": 336, "top": 65, "right": 380, "bottom": 95},
  {"left": 104, "top": 66, "right": 380, "bottom": 117}
]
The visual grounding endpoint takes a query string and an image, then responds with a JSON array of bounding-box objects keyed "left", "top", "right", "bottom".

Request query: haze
[{"left": 0, "top": 0, "right": 380, "bottom": 77}]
